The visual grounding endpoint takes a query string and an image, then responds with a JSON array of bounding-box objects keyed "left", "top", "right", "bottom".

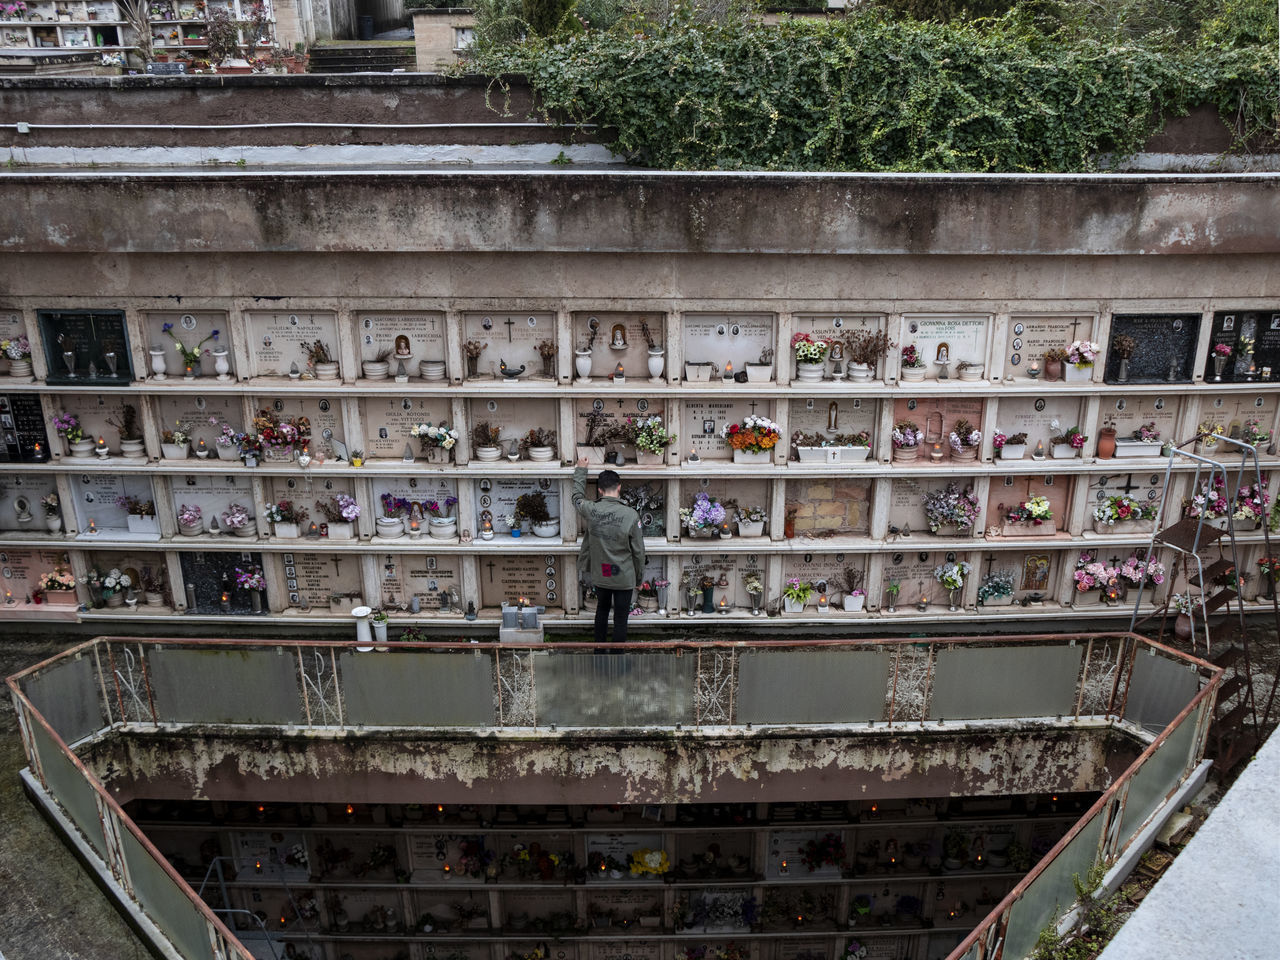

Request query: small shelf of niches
[{"left": 129, "top": 796, "right": 1091, "bottom": 960}]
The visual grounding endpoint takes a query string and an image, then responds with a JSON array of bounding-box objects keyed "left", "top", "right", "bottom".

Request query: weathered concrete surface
[
  {"left": 85, "top": 725, "right": 1140, "bottom": 806},
  {"left": 2, "top": 173, "right": 1278, "bottom": 257},
  {"left": 0, "top": 638, "right": 149, "bottom": 960}
]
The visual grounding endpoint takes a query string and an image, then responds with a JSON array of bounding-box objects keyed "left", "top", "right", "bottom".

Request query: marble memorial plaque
[
  {"left": 574, "top": 397, "right": 665, "bottom": 457},
  {"left": 249, "top": 395, "right": 343, "bottom": 458},
  {"left": 995, "top": 396, "right": 1086, "bottom": 454},
  {"left": 985, "top": 475, "right": 1071, "bottom": 536},
  {"left": 360, "top": 396, "right": 453, "bottom": 460},
  {"left": 480, "top": 554, "right": 562, "bottom": 609},
  {"left": 0, "top": 394, "right": 50, "bottom": 462},
  {"left": 682, "top": 313, "right": 774, "bottom": 370},
  {"left": 1087, "top": 472, "right": 1165, "bottom": 521},
  {"left": 902, "top": 314, "right": 990, "bottom": 371},
  {"left": 682, "top": 399, "right": 771, "bottom": 460},
  {"left": 463, "top": 311, "right": 555, "bottom": 380},
  {"left": 356, "top": 310, "right": 446, "bottom": 363},
  {"left": 38, "top": 309, "right": 134, "bottom": 386},
  {"left": 142, "top": 311, "right": 229, "bottom": 379},
  {"left": 678, "top": 553, "right": 750, "bottom": 609},
  {"left": 175, "top": 474, "right": 257, "bottom": 532},
  {"left": 232, "top": 830, "right": 309, "bottom": 882},
  {"left": 0, "top": 548, "right": 72, "bottom": 603},
  {"left": 592, "top": 942, "right": 662, "bottom": 960},
  {"left": 891, "top": 396, "right": 984, "bottom": 457},
  {"left": 69, "top": 472, "right": 154, "bottom": 534},
  {"left": 1005, "top": 315, "right": 1092, "bottom": 379},
  {"left": 467, "top": 397, "right": 557, "bottom": 456},
  {"left": 1205, "top": 309, "right": 1280, "bottom": 382},
  {"left": 766, "top": 831, "right": 841, "bottom": 880},
  {"left": 178, "top": 550, "right": 264, "bottom": 613},
  {"left": 881, "top": 549, "right": 962, "bottom": 606},
  {"left": 276, "top": 550, "right": 350, "bottom": 609},
  {"left": 156, "top": 395, "right": 243, "bottom": 453},
  {"left": 1107, "top": 314, "right": 1200, "bottom": 384},
  {"left": 682, "top": 478, "right": 769, "bottom": 532},
  {"left": 573, "top": 311, "right": 666, "bottom": 381},
  {"left": 775, "top": 940, "right": 829, "bottom": 960},
  {"left": 270, "top": 476, "right": 359, "bottom": 536},
  {"left": 378, "top": 554, "right": 460, "bottom": 612},
  {"left": 1196, "top": 392, "right": 1277, "bottom": 441},
  {"left": 1096, "top": 394, "right": 1180, "bottom": 449},
  {"left": 788, "top": 397, "right": 877, "bottom": 441},
  {"left": 0, "top": 474, "right": 57, "bottom": 532},
  {"left": 244, "top": 310, "right": 340, "bottom": 378},
  {"left": 80, "top": 550, "right": 165, "bottom": 589},
  {"left": 781, "top": 552, "right": 866, "bottom": 597},
  {"left": 887, "top": 476, "right": 980, "bottom": 534},
  {"left": 474, "top": 477, "right": 561, "bottom": 538},
  {"left": 787, "top": 478, "right": 871, "bottom": 537}
]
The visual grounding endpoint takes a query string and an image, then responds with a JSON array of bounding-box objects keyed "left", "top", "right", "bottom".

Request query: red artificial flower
[{"left": 729, "top": 424, "right": 740, "bottom": 434}]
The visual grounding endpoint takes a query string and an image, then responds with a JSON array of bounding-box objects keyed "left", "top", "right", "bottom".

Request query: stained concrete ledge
[{"left": 1098, "top": 731, "right": 1279, "bottom": 960}]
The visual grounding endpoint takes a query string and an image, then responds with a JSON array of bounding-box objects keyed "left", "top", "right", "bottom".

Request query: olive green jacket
[{"left": 573, "top": 467, "right": 646, "bottom": 590}]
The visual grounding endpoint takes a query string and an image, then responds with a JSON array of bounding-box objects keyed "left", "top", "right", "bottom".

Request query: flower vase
[
  {"left": 701, "top": 586, "right": 715, "bottom": 613},
  {"left": 1116, "top": 357, "right": 1130, "bottom": 383},
  {"left": 1043, "top": 357, "right": 1062, "bottom": 381},
  {"left": 1212, "top": 355, "right": 1227, "bottom": 381},
  {"left": 647, "top": 347, "right": 665, "bottom": 381},
  {"left": 45, "top": 515, "right": 61, "bottom": 533},
  {"left": 685, "top": 589, "right": 700, "bottom": 614},
  {"left": 900, "top": 365, "right": 926, "bottom": 382},
  {"left": 951, "top": 445, "right": 978, "bottom": 462},
  {"left": 574, "top": 349, "right": 592, "bottom": 381},
  {"left": 106, "top": 592, "right": 125, "bottom": 608},
  {"left": 948, "top": 589, "right": 960, "bottom": 612},
  {"left": 1174, "top": 612, "right": 1195, "bottom": 642},
  {"left": 1096, "top": 428, "right": 1117, "bottom": 459},
  {"left": 1064, "top": 363, "right": 1092, "bottom": 382},
  {"left": 429, "top": 517, "right": 458, "bottom": 539},
  {"left": 540, "top": 355, "right": 555, "bottom": 378},
  {"left": 250, "top": 589, "right": 262, "bottom": 614},
  {"left": 212, "top": 347, "right": 231, "bottom": 381}
]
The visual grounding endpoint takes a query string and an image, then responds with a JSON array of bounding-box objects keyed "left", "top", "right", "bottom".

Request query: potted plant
[
  {"left": 41, "top": 493, "right": 61, "bottom": 533},
  {"left": 1111, "top": 333, "right": 1136, "bottom": 382},
  {"left": 1073, "top": 552, "right": 1120, "bottom": 604},
  {"left": 35, "top": 569, "right": 79, "bottom": 607},
  {"left": 116, "top": 494, "right": 159, "bottom": 536},
  {"left": 177, "top": 502, "right": 203, "bottom": 536},
  {"left": 1093, "top": 493, "right": 1141, "bottom": 532},
  {"left": 157, "top": 421, "right": 192, "bottom": 459},
  {"left": 409, "top": 421, "right": 459, "bottom": 463},
  {"left": 942, "top": 830, "right": 968, "bottom": 870},
  {"left": 264, "top": 499, "right": 307, "bottom": 539},
  {"left": 1242, "top": 417, "right": 1271, "bottom": 450},
  {"left": 956, "top": 359, "right": 984, "bottom": 381},
  {"left": 1003, "top": 495, "right": 1054, "bottom": 536},
  {"left": 742, "top": 570, "right": 764, "bottom": 615},
  {"left": 891, "top": 420, "right": 924, "bottom": 462},
  {"left": 1116, "top": 421, "right": 1162, "bottom": 456},
  {"left": 140, "top": 567, "right": 166, "bottom": 607},
  {"left": 782, "top": 577, "right": 813, "bottom": 613},
  {"left": 834, "top": 430, "right": 872, "bottom": 462},
  {"left": 1257, "top": 556, "right": 1278, "bottom": 600},
  {"left": 161, "top": 321, "right": 219, "bottom": 377},
  {"left": 977, "top": 569, "right": 1016, "bottom": 606},
  {"left": 216, "top": 501, "right": 255, "bottom": 538},
  {"left": 736, "top": 504, "right": 766, "bottom": 537},
  {"left": 790, "top": 332, "right": 828, "bottom": 382},
  {"left": 1210, "top": 341, "right": 1232, "bottom": 381},
  {"left": 790, "top": 431, "right": 831, "bottom": 463},
  {"left": 1, "top": 333, "right": 32, "bottom": 381},
  {"left": 235, "top": 565, "right": 267, "bottom": 613},
  {"left": 303, "top": 339, "right": 339, "bottom": 379},
  {"left": 884, "top": 580, "right": 900, "bottom": 613},
  {"left": 933, "top": 560, "right": 970, "bottom": 610},
  {"left": 371, "top": 608, "right": 390, "bottom": 644},
  {"left": 948, "top": 419, "right": 981, "bottom": 461},
  {"left": 97, "top": 568, "right": 131, "bottom": 609},
  {"left": 1042, "top": 347, "right": 1068, "bottom": 381},
  {"left": 841, "top": 566, "right": 865, "bottom": 611},
  {"left": 922, "top": 482, "right": 981, "bottom": 536},
  {"left": 1064, "top": 339, "right": 1099, "bottom": 382},
  {"left": 721, "top": 414, "right": 781, "bottom": 464},
  {"left": 1170, "top": 591, "right": 1204, "bottom": 642},
  {"left": 1119, "top": 554, "right": 1165, "bottom": 596},
  {"left": 745, "top": 346, "right": 773, "bottom": 383},
  {"left": 518, "top": 427, "right": 557, "bottom": 462},
  {"left": 110, "top": 407, "right": 146, "bottom": 458},
  {"left": 992, "top": 430, "right": 1027, "bottom": 460},
  {"left": 844, "top": 328, "right": 894, "bottom": 381},
  {"left": 516, "top": 491, "right": 559, "bottom": 538},
  {"left": 679, "top": 492, "right": 725, "bottom": 539},
  {"left": 1050, "top": 425, "right": 1087, "bottom": 458},
  {"left": 629, "top": 415, "right": 675, "bottom": 465},
  {"left": 426, "top": 495, "right": 460, "bottom": 539},
  {"left": 315, "top": 493, "right": 360, "bottom": 539},
  {"left": 377, "top": 493, "right": 409, "bottom": 538},
  {"left": 362, "top": 346, "right": 392, "bottom": 380},
  {"left": 472, "top": 421, "right": 503, "bottom": 461},
  {"left": 54, "top": 412, "right": 94, "bottom": 458}
]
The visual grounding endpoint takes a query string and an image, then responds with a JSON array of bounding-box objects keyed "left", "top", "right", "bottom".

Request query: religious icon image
[
  {"left": 394, "top": 335, "right": 411, "bottom": 358},
  {"left": 610, "top": 323, "right": 628, "bottom": 348},
  {"left": 1022, "top": 554, "right": 1051, "bottom": 592}
]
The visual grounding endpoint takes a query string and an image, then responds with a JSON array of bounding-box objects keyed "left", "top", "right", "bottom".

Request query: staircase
[
  {"left": 1131, "top": 434, "right": 1279, "bottom": 774},
  {"left": 306, "top": 42, "right": 416, "bottom": 73}
]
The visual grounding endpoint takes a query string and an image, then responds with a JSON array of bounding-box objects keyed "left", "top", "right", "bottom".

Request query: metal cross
[
  {"left": 748, "top": 399, "right": 760, "bottom": 415},
  {"left": 503, "top": 317, "right": 517, "bottom": 343},
  {"left": 1068, "top": 317, "right": 1084, "bottom": 339},
  {"left": 983, "top": 553, "right": 999, "bottom": 578},
  {"left": 332, "top": 558, "right": 342, "bottom": 578},
  {"left": 486, "top": 559, "right": 497, "bottom": 583},
  {"left": 1117, "top": 474, "right": 1140, "bottom": 496}
]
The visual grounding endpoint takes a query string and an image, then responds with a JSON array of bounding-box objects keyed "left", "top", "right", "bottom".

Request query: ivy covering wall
[{"left": 474, "top": 7, "right": 1278, "bottom": 171}]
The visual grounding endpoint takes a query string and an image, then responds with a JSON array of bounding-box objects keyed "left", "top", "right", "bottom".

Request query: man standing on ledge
[{"left": 574, "top": 457, "right": 646, "bottom": 644}]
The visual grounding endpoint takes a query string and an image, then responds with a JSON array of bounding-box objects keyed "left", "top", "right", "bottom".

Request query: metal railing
[{"left": 7, "top": 632, "right": 1220, "bottom": 960}]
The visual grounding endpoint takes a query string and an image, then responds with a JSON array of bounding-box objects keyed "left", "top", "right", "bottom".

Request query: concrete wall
[{"left": 413, "top": 8, "right": 476, "bottom": 71}]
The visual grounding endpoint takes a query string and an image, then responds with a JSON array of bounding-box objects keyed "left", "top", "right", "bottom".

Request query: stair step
[
  {"left": 1214, "top": 700, "right": 1250, "bottom": 731},
  {"left": 1216, "top": 675, "right": 1246, "bottom": 701},
  {"left": 1155, "top": 518, "right": 1225, "bottom": 552},
  {"left": 1189, "top": 558, "right": 1237, "bottom": 588},
  {"left": 1212, "top": 645, "right": 1244, "bottom": 669},
  {"left": 1203, "top": 589, "right": 1237, "bottom": 614}
]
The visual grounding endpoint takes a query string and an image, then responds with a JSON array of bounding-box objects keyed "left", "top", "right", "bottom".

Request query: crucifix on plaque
[
  {"left": 983, "top": 553, "right": 1000, "bottom": 579},
  {"left": 486, "top": 559, "right": 497, "bottom": 583},
  {"left": 748, "top": 399, "right": 760, "bottom": 416},
  {"left": 1117, "top": 474, "right": 1140, "bottom": 497},
  {"left": 503, "top": 317, "right": 517, "bottom": 343},
  {"left": 1068, "top": 317, "right": 1084, "bottom": 340},
  {"left": 332, "top": 558, "right": 342, "bottom": 578}
]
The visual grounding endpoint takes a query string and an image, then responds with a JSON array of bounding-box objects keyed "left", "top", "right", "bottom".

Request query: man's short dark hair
[{"left": 598, "top": 469, "right": 621, "bottom": 491}]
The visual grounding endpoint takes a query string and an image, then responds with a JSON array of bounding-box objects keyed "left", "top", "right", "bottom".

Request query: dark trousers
[{"left": 594, "top": 587, "right": 633, "bottom": 644}]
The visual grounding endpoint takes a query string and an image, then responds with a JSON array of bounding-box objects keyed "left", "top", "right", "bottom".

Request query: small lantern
[
  {"left": 779, "top": 859, "right": 789, "bottom": 875},
  {"left": 442, "top": 863, "right": 452, "bottom": 879},
  {"left": 5, "top": 590, "right": 14, "bottom": 605},
  {"left": 929, "top": 442, "right": 944, "bottom": 463},
  {"left": 723, "top": 361, "right": 734, "bottom": 380},
  {"left": 409, "top": 518, "right": 422, "bottom": 538},
  {"left": 196, "top": 438, "right": 209, "bottom": 458},
  {"left": 613, "top": 362, "right": 625, "bottom": 383},
  {"left": 1033, "top": 439, "right": 1046, "bottom": 460},
  {"left": 481, "top": 517, "right": 494, "bottom": 540},
  {"left": 254, "top": 859, "right": 263, "bottom": 874},
  {"left": 687, "top": 448, "right": 700, "bottom": 464},
  {"left": 32, "top": 441, "right": 44, "bottom": 461},
  {"left": 817, "top": 593, "right": 829, "bottom": 612},
  {"left": 86, "top": 518, "right": 98, "bottom": 535},
  {"left": 720, "top": 521, "right": 732, "bottom": 539},
  {"left": 1027, "top": 358, "right": 1041, "bottom": 379},
  {"left": 185, "top": 364, "right": 193, "bottom": 378},
  {"left": 436, "top": 803, "right": 445, "bottom": 821},
  {"left": 220, "top": 591, "right": 231, "bottom": 612},
  {"left": 345, "top": 803, "right": 355, "bottom": 819},
  {"left": 95, "top": 436, "right": 109, "bottom": 459},
  {"left": 917, "top": 594, "right": 928, "bottom": 611},
  {"left": 307, "top": 521, "right": 319, "bottom": 538},
  {"left": 718, "top": 596, "right": 729, "bottom": 614}
]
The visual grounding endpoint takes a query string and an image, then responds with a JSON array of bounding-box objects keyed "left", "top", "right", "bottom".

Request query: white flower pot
[
  {"left": 119, "top": 439, "right": 147, "bottom": 459},
  {"left": 1051, "top": 444, "right": 1079, "bottom": 459},
  {"left": 737, "top": 519, "right": 764, "bottom": 537},
  {"left": 214, "top": 442, "right": 239, "bottom": 461},
  {"left": 474, "top": 445, "right": 502, "bottom": 462},
  {"left": 647, "top": 350, "right": 665, "bottom": 380},
  {"left": 45, "top": 515, "right": 61, "bottom": 533},
  {"left": 326, "top": 520, "right": 354, "bottom": 539},
  {"left": 314, "top": 361, "right": 340, "bottom": 380},
  {"left": 843, "top": 594, "right": 865, "bottom": 612},
  {"left": 796, "top": 447, "right": 828, "bottom": 463},
  {"left": 526, "top": 445, "right": 555, "bottom": 462},
  {"left": 575, "top": 350, "right": 594, "bottom": 380},
  {"left": 420, "top": 359, "right": 446, "bottom": 381},
  {"left": 531, "top": 520, "right": 560, "bottom": 538},
  {"left": 233, "top": 519, "right": 258, "bottom": 538},
  {"left": 178, "top": 520, "right": 203, "bottom": 537},
  {"left": 126, "top": 515, "right": 159, "bottom": 536},
  {"left": 376, "top": 516, "right": 406, "bottom": 539},
  {"left": 149, "top": 348, "right": 168, "bottom": 380},
  {"left": 848, "top": 362, "right": 873, "bottom": 382},
  {"left": 1114, "top": 439, "right": 1162, "bottom": 457},
  {"left": 951, "top": 445, "right": 979, "bottom": 462},
  {"left": 684, "top": 361, "right": 713, "bottom": 382},
  {"left": 161, "top": 442, "right": 189, "bottom": 460},
  {"left": 1064, "top": 363, "right": 1092, "bottom": 382},
  {"left": 212, "top": 348, "right": 231, "bottom": 380},
  {"left": 899, "top": 366, "right": 926, "bottom": 381},
  {"left": 745, "top": 363, "right": 772, "bottom": 382},
  {"left": 733, "top": 449, "right": 772, "bottom": 465},
  {"left": 783, "top": 597, "right": 806, "bottom": 613},
  {"left": 1000, "top": 444, "right": 1026, "bottom": 460},
  {"left": 7, "top": 358, "right": 33, "bottom": 381},
  {"left": 429, "top": 516, "right": 458, "bottom": 539},
  {"left": 636, "top": 449, "right": 665, "bottom": 466},
  {"left": 274, "top": 521, "right": 301, "bottom": 539},
  {"left": 362, "top": 360, "right": 390, "bottom": 380},
  {"left": 892, "top": 446, "right": 920, "bottom": 462},
  {"left": 576, "top": 444, "right": 606, "bottom": 464},
  {"left": 794, "top": 361, "right": 825, "bottom": 382},
  {"left": 69, "top": 439, "right": 96, "bottom": 458},
  {"left": 957, "top": 365, "right": 984, "bottom": 381},
  {"left": 838, "top": 446, "right": 871, "bottom": 462}
]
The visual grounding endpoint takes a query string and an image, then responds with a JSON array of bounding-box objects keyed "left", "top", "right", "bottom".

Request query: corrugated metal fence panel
[
  {"left": 146, "top": 647, "right": 301, "bottom": 725},
  {"left": 120, "top": 826, "right": 219, "bottom": 960},
  {"left": 1001, "top": 810, "right": 1104, "bottom": 960},
  {"left": 737, "top": 649, "right": 889, "bottom": 724},
  {"left": 1119, "top": 703, "right": 1201, "bottom": 842},
  {"left": 538, "top": 653, "right": 696, "bottom": 727},
  {"left": 1126, "top": 653, "right": 1200, "bottom": 734},
  {"left": 931, "top": 645, "right": 1082, "bottom": 720},
  {"left": 22, "top": 654, "right": 100, "bottom": 744},
  {"left": 340, "top": 651, "right": 493, "bottom": 726}
]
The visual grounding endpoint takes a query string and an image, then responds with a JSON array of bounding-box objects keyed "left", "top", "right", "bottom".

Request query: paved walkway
[{"left": 0, "top": 636, "right": 149, "bottom": 960}]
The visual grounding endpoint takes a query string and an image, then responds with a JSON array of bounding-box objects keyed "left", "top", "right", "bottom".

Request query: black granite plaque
[
  {"left": 38, "top": 309, "right": 134, "bottom": 386},
  {"left": 1105, "top": 314, "right": 1200, "bottom": 384},
  {"left": 1201, "top": 309, "right": 1280, "bottom": 383},
  {"left": 178, "top": 550, "right": 264, "bottom": 614},
  {"left": 145, "top": 62, "right": 186, "bottom": 75},
  {"left": 0, "top": 394, "right": 50, "bottom": 462}
]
